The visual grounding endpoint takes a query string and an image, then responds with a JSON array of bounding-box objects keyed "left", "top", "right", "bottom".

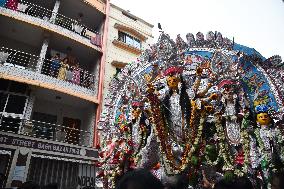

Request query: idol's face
[
  {"left": 132, "top": 108, "right": 141, "bottom": 119},
  {"left": 257, "top": 112, "right": 271, "bottom": 126},
  {"left": 167, "top": 75, "right": 180, "bottom": 89},
  {"left": 222, "top": 89, "right": 233, "bottom": 100}
]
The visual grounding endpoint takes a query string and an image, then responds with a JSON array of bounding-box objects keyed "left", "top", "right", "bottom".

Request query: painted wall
[
  {"left": 103, "top": 4, "right": 153, "bottom": 104},
  {"left": 0, "top": 36, "right": 41, "bottom": 55},
  {"left": 83, "top": 105, "right": 96, "bottom": 147}
]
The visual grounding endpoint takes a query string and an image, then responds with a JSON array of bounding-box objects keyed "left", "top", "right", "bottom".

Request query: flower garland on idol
[{"left": 96, "top": 102, "right": 148, "bottom": 188}]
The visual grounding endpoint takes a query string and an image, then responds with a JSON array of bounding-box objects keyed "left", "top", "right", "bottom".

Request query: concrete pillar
[
  {"left": 17, "top": 92, "right": 36, "bottom": 135},
  {"left": 36, "top": 37, "right": 49, "bottom": 73},
  {"left": 23, "top": 92, "right": 35, "bottom": 120},
  {"left": 50, "top": 0, "right": 61, "bottom": 23},
  {"left": 6, "top": 148, "right": 32, "bottom": 188}
]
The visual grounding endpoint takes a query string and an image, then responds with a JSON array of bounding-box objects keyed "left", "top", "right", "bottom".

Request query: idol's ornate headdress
[{"left": 255, "top": 104, "right": 269, "bottom": 114}]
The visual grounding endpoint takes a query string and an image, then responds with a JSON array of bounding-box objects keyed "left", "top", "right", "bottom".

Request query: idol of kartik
[{"left": 251, "top": 104, "right": 284, "bottom": 187}]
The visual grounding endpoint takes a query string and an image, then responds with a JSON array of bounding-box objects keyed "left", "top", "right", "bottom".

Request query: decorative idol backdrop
[{"left": 97, "top": 31, "right": 284, "bottom": 189}]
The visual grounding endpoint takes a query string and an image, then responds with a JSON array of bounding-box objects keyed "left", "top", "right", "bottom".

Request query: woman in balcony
[
  {"left": 57, "top": 58, "right": 69, "bottom": 80},
  {"left": 72, "top": 63, "right": 81, "bottom": 85},
  {"left": 66, "top": 47, "right": 77, "bottom": 67}
]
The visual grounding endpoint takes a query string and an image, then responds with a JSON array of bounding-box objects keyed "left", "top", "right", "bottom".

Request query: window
[
  {"left": 118, "top": 31, "right": 141, "bottom": 49},
  {"left": 5, "top": 95, "right": 27, "bottom": 114},
  {"left": 0, "top": 80, "right": 29, "bottom": 133},
  {"left": 114, "top": 68, "right": 121, "bottom": 78},
  {"left": 0, "top": 80, "right": 28, "bottom": 115},
  {"left": 0, "top": 93, "right": 28, "bottom": 133},
  {"left": 0, "top": 94, "right": 28, "bottom": 115}
]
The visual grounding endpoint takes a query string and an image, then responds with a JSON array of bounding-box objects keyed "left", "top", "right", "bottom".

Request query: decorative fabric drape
[
  {"left": 90, "top": 34, "right": 102, "bottom": 47},
  {"left": 72, "top": 68, "right": 81, "bottom": 85},
  {"left": 6, "top": 0, "right": 18, "bottom": 10}
]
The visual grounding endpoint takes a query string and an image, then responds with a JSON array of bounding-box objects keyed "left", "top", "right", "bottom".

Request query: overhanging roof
[{"left": 114, "top": 23, "right": 148, "bottom": 41}]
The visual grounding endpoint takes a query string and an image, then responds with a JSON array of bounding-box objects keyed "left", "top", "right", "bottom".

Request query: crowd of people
[
  {"left": 114, "top": 169, "right": 284, "bottom": 189},
  {"left": 47, "top": 51, "right": 93, "bottom": 88},
  {"left": 1, "top": 169, "right": 283, "bottom": 189}
]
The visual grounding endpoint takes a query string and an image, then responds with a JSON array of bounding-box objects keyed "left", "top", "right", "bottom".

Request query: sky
[{"left": 111, "top": 0, "right": 284, "bottom": 59}]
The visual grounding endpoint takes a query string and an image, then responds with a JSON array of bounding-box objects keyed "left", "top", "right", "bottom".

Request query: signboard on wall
[
  {"left": 77, "top": 164, "right": 96, "bottom": 189},
  {"left": 11, "top": 166, "right": 26, "bottom": 182},
  {"left": 0, "top": 133, "right": 98, "bottom": 158}
]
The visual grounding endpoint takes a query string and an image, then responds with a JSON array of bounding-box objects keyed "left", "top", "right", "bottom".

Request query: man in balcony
[
  {"left": 50, "top": 53, "right": 61, "bottom": 78},
  {"left": 66, "top": 47, "right": 78, "bottom": 67},
  {"left": 73, "top": 13, "right": 85, "bottom": 36}
]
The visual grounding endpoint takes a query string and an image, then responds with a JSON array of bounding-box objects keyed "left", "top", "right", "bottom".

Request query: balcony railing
[
  {"left": 0, "top": 47, "right": 38, "bottom": 70},
  {"left": 0, "top": 0, "right": 102, "bottom": 46},
  {"left": 113, "top": 39, "right": 143, "bottom": 55},
  {"left": 0, "top": 116, "right": 92, "bottom": 147},
  {"left": 0, "top": 47, "right": 97, "bottom": 91}
]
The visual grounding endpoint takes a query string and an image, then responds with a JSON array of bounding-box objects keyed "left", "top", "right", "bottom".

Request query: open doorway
[
  {"left": 32, "top": 112, "right": 57, "bottom": 140},
  {"left": 0, "top": 150, "right": 12, "bottom": 188},
  {"left": 63, "top": 117, "right": 81, "bottom": 145}
]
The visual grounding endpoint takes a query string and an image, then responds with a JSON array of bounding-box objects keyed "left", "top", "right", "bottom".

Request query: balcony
[
  {"left": 113, "top": 39, "right": 143, "bottom": 55},
  {"left": 0, "top": 0, "right": 104, "bottom": 50},
  {"left": 112, "top": 31, "right": 143, "bottom": 55},
  {"left": 0, "top": 117, "right": 91, "bottom": 147},
  {"left": 0, "top": 80, "right": 97, "bottom": 147},
  {"left": 0, "top": 47, "right": 98, "bottom": 103}
]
